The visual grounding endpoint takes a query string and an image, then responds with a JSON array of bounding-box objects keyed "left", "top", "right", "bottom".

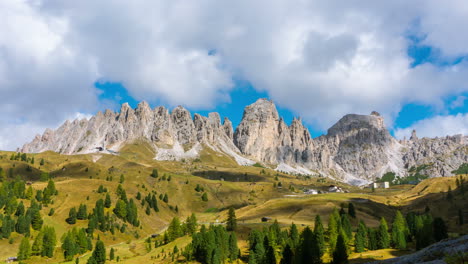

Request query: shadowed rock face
[{"left": 21, "top": 99, "right": 468, "bottom": 184}]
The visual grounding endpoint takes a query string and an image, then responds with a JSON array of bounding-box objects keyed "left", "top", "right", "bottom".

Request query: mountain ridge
[{"left": 20, "top": 98, "right": 468, "bottom": 185}]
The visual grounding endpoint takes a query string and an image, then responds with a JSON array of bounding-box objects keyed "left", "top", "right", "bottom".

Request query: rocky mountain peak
[
  {"left": 327, "top": 113, "right": 386, "bottom": 137},
  {"left": 410, "top": 129, "right": 418, "bottom": 141}
]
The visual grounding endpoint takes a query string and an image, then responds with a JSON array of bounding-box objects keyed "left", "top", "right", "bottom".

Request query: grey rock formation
[
  {"left": 21, "top": 98, "right": 468, "bottom": 184},
  {"left": 21, "top": 101, "right": 240, "bottom": 161}
]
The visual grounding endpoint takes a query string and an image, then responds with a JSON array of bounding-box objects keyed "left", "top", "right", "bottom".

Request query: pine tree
[
  {"left": 290, "top": 223, "right": 299, "bottom": 247},
  {"left": 167, "top": 217, "right": 183, "bottom": 241},
  {"left": 297, "top": 227, "right": 321, "bottom": 264},
  {"left": 416, "top": 215, "right": 434, "bottom": 249},
  {"left": 31, "top": 210, "right": 43, "bottom": 230},
  {"left": 392, "top": 211, "right": 407, "bottom": 250},
  {"left": 186, "top": 213, "right": 198, "bottom": 235},
  {"left": 367, "top": 228, "right": 378, "bottom": 250},
  {"left": 314, "top": 215, "right": 326, "bottom": 257},
  {"left": 110, "top": 247, "right": 115, "bottom": 260},
  {"left": 104, "top": 193, "right": 111, "bottom": 208},
  {"left": 433, "top": 217, "right": 448, "bottom": 242},
  {"left": 41, "top": 226, "right": 57, "bottom": 258},
  {"left": 447, "top": 186, "right": 453, "bottom": 201},
  {"left": 15, "top": 201, "right": 25, "bottom": 216},
  {"left": 18, "top": 237, "right": 31, "bottom": 260},
  {"left": 15, "top": 215, "right": 31, "bottom": 236},
  {"left": 341, "top": 214, "right": 352, "bottom": 240},
  {"left": 40, "top": 158, "right": 45, "bottom": 166},
  {"left": 228, "top": 232, "right": 239, "bottom": 261},
  {"left": 332, "top": 233, "right": 348, "bottom": 264},
  {"left": 377, "top": 217, "right": 390, "bottom": 249},
  {"left": 67, "top": 207, "right": 78, "bottom": 224},
  {"left": 280, "top": 243, "right": 294, "bottom": 264},
  {"left": 31, "top": 231, "right": 44, "bottom": 256},
  {"left": 163, "top": 193, "right": 169, "bottom": 203},
  {"left": 151, "top": 168, "right": 158, "bottom": 178},
  {"left": 91, "top": 240, "right": 106, "bottom": 264},
  {"left": 354, "top": 221, "right": 367, "bottom": 253},
  {"left": 201, "top": 192, "right": 208, "bottom": 202},
  {"left": 62, "top": 232, "right": 78, "bottom": 261},
  {"left": 348, "top": 203, "right": 356, "bottom": 218},
  {"left": 226, "top": 207, "right": 237, "bottom": 231},
  {"left": 113, "top": 200, "right": 127, "bottom": 219},
  {"left": 119, "top": 174, "right": 125, "bottom": 184},
  {"left": 264, "top": 236, "right": 277, "bottom": 264},
  {"left": 77, "top": 204, "right": 88, "bottom": 220},
  {"left": 328, "top": 208, "right": 341, "bottom": 252}
]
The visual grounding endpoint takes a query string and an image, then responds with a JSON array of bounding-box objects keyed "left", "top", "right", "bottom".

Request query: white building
[
  {"left": 372, "top": 182, "right": 390, "bottom": 189},
  {"left": 304, "top": 189, "right": 318, "bottom": 195},
  {"left": 328, "top": 185, "right": 344, "bottom": 193}
]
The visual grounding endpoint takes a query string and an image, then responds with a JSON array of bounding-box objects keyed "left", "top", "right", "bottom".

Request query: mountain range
[{"left": 21, "top": 98, "right": 468, "bottom": 185}]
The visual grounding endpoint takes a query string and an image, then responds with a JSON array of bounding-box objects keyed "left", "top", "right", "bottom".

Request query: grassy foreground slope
[{"left": 0, "top": 140, "right": 466, "bottom": 263}]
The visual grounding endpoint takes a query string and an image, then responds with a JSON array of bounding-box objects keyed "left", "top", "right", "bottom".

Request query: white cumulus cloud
[
  {"left": 1, "top": 0, "right": 468, "bottom": 150},
  {"left": 395, "top": 113, "right": 468, "bottom": 139}
]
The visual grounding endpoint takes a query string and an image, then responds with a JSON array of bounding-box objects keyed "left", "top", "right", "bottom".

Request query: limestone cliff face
[
  {"left": 21, "top": 101, "right": 239, "bottom": 160},
  {"left": 21, "top": 98, "right": 468, "bottom": 184}
]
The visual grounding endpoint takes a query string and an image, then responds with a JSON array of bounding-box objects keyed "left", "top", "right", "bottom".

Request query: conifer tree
[
  {"left": 201, "top": 192, "right": 208, "bottom": 201},
  {"left": 151, "top": 168, "right": 158, "bottom": 178},
  {"left": 416, "top": 215, "right": 434, "bottom": 249},
  {"left": 151, "top": 194, "right": 159, "bottom": 212},
  {"left": 280, "top": 243, "right": 294, "bottom": 264},
  {"left": 314, "top": 215, "right": 326, "bottom": 257},
  {"left": 41, "top": 226, "right": 57, "bottom": 258},
  {"left": 62, "top": 232, "right": 78, "bottom": 261},
  {"left": 447, "top": 186, "right": 454, "bottom": 202},
  {"left": 391, "top": 211, "right": 407, "bottom": 249},
  {"left": 377, "top": 217, "right": 390, "bottom": 249},
  {"left": 31, "top": 231, "right": 44, "bottom": 256},
  {"left": 167, "top": 217, "right": 183, "bottom": 241},
  {"left": 163, "top": 193, "right": 169, "bottom": 203},
  {"left": 341, "top": 214, "right": 352, "bottom": 240},
  {"left": 354, "top": 221, "right": 367, "bottom": 253},
  {"left": 67, "top": 207, "right": 78, "bottom": 224},
  {"left": 290, "top": 223, "right": 299, "bottom": 248},
  {"left": 328, "top": 209, "right": 341, "bottom": 252},
  {"left": 15, "top": 201, "right": 25, "bottom": 216},
  {"left": 186, "top": 213, "right": 198, "bottom": 235},
  {"left": 348, "top": 203, "right": 356, "bottom": 218},
  {"left": 113, "top": 200, "right": 127, "bottom": 219},
  {"left": 31, "top": 210, "right": 43, "bottom": 230},
  {"left": 15, "top": 215, "right": 31, "bottom": 236},
  {"left": 110, "top": 248, "right": 115, "bottom": 260},
  {"left": 90, "top": 240, "right": 106, "bottom": 264},
  {"left": 77, "top": 204, "right": 88, "bottom": 220},
  {"left": 433, "top": 217, "right": 448, "bottom": 242},
  {"left": 367, "top": 228, "right": 378, "bottom": 250},
  {"left": 264, "top": 235, "right": 276, "bottom": 264},
  {"left": 226, "top": 207, "right": 237, "bottom": 231},
  {"left": 297, "top": 227, "right": 321, "bottom": 264},
  {"left": 104, "top": 193, "right": 111, "bottom": 208},
  {"left": 228, "top": 232, "right": 239, "bottom": 261},
  {"left": 332, "top": 233, "right": 348, "bottom": 264},
  {"left": 18, "top": 237, "right": 31, "bottom": 260}
]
